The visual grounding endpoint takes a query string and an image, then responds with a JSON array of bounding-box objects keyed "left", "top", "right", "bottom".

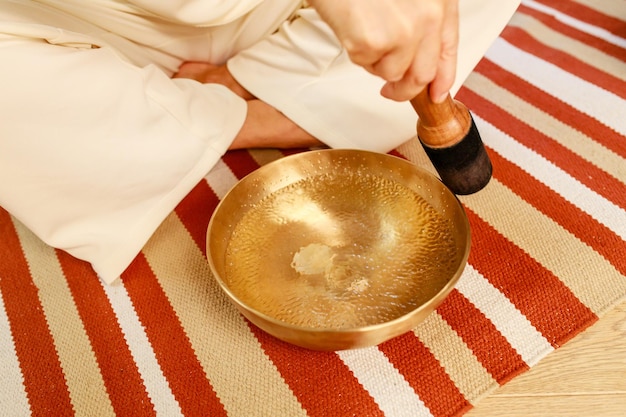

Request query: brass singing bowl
[{"left": 207, "top": 149, "right": 470, "bottom": 351}]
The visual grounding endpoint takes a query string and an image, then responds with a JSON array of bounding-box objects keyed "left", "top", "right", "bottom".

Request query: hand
[{"left": 308, "top": 0, "right": 459, "bottom": 102}]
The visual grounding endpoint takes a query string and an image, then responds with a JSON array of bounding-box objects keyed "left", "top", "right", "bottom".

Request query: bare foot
[
  {"left": 174, "top": 61, "right": 323, "bottom": 150},
  {"left": 173, "top": 62, "right": 254, "bottom": 100},
  {"left": 231, "top": 100, "right": 323, "bottom": 150}
]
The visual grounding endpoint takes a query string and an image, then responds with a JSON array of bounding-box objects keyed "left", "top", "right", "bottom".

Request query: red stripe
[
  {"left": 500, "top": 26, "right": 626, "bottom": 100},
  {"left": 281, "top": 147, "right": 313, "bottom": 158},
  {"left": 518, "top": 4, "right": 626, "bottom": 61},
  {"left": 379, "top": 333, "right": 471, "bottom": 417},
  {"left": 437, "top": 290, "right": 528, "bottom": 383},
  {"left": 221, "top": 149, "right": 262, "bottom": 179},
  {"left": 464, "top": 209, "right": 598, "bottom": 347},
  {"left": 248, "top": 326, "right": 385, "bottom": 417},
  {"left": 388, "top": 149, "right": 406, "bottom": 159},
  {"left": 175, "top": 180, "right": 219, "bottom": 256},
  {"left": 0, "top": 209, "right": 74, "bottom": 416},
  {"left": 488, "top": 148, "right": 626, "bottom": 276},
  {"left": 532, "top": 0, "right": 626, "bottom": 36},
  {"left": 456, "top": 87, "right": 626, "bottom": 211},
  {"left": 174, "top": 150, "right": 264, "bottom": 256},
  {"left": 56, "top": 250, "right": 156, "bottom": 417},
  {"left": 121, "top": 255, "right": 228, "bottom": 417},
  {"left": 472, "top": 58, "right": 626, "bottom": 158}
]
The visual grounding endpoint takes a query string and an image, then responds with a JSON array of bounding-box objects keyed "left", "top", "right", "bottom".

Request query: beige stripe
[
  {"left": 413, "top": 312, "right": 497, "bottom": 404},
  {"left": 395, "top": 137, "right": 439, "bottom": 175},
  {"left": 572, "top": 0, "right": 626, "bottom": 21},
  {"left": 509, "top": 12, "right": 626, "bottom": 81},
  {"left": 142, "top": 213, "right": 307, "bottom": 417},
  {"left": 464, "top": 72, "right": 626, "bottom": 183},
  {"left": 0, "top": 284, "right": 31, "bottom": 415},
  {"left": 12, "top": 219, "right": 116, "bottom": 417},
  {"left": 460, "top": 180, "right": 626, "bottom": 314}
]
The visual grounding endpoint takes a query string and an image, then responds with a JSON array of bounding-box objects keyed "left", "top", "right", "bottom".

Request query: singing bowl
[{"left": 207, "top": 149, "right": 470, "bottom": 351}]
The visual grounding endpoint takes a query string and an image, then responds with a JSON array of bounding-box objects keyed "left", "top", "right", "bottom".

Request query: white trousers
[{"left": 0, "top": 0, "right": 521, "bottom": 283}]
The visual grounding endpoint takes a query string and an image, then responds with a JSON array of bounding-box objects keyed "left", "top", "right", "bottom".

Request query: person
[{"left": 0, "top": 0, "right": 521, "bottom": 284}]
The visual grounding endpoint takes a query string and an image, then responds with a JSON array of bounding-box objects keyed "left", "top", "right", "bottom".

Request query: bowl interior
[{"left": 207, "top": 149, "right": 470, "bottom": 346}]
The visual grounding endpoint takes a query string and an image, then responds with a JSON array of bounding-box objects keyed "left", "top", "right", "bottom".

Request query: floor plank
[{"left": 466, "top": 301, "right": 626, "bottom": 416}]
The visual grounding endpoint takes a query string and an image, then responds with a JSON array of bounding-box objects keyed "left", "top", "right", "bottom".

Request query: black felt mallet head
[{"left": 410, "top": 89, "right": 492, "bottom": 195}]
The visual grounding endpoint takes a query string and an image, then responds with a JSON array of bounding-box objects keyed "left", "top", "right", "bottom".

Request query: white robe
[{"left": 0, "top": 0, "right": 521, "bottom": 283}]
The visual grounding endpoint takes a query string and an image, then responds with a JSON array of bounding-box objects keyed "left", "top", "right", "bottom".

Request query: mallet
[{"left": 410, "top": 89, "right": 492, "bottom": 195}]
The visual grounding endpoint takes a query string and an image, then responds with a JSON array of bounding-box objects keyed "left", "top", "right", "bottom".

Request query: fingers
[
  {"left": 428, "top": 44, "right": 457, "bottom": 103},
  {"left": 428, "top": 0, "right": 459, "bottom": 103},
  {"left": 173, "top": 62, "right": 255, "bottom": 100},
  {"left": 345, "top": 17, "right": 415, "bottom": 83},
  {"left": 379, "top": 27, "right": 442, "bottom": 102},
  {"left": 172, "top": 61, "right": 217, "bottom": 81},
  {"left": 369, "top": 36, "right": 419, "bottom": 83},
  {"left": 379, "top": 0, "right": 459, "bottom": 102},
  {"left": 314, "top": 0, "right": 460, "bottom": 103}
]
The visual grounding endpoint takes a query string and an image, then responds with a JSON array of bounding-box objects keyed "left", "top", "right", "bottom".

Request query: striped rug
[{"left": 1, "top": 1, "right": 624, "bottom": 416}]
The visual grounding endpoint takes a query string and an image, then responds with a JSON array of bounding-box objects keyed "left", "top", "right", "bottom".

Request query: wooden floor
[{"left": 466, "top": 300, "right": 626, "bottom": 417}]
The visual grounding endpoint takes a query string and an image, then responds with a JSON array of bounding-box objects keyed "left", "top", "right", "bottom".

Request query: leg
[
  {"left": 0, "top": 36, "right": 246, "bottom": 284},
  {"left": 0, "top": 0, "right": 313, "bottom": 283}
]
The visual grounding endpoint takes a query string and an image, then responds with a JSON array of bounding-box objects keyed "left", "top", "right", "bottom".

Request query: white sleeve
[
  {"left": 0, "top": 38, "right": 246, "bottom": 284},
  {"left": 227, "top": 0, "right": 522, "bottom": 153}
]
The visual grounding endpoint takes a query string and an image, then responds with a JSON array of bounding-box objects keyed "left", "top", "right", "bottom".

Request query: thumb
[{"left": 429, "top": 0, "right": 459, "bottom": 103}]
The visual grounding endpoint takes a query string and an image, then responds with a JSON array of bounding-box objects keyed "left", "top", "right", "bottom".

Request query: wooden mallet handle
[{"left": 410, "top": 89, "right": 492, "bottom": 195}]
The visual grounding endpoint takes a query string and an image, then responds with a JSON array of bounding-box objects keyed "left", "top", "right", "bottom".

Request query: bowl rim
[{"left": 206, "top": 149, "right": 471, "bottom": 335}]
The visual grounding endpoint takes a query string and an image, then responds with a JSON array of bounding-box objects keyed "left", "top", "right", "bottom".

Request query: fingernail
[
  {"left": 434, "top": 92, "right": 449, "bottom": 103},
  {"left": 380, "top": 82, "right": 393, "bottom": 98}
]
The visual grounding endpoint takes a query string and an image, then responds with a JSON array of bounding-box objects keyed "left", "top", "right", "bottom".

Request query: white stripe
[
  {"left": 475, "top": 116, "right": 626, "bottom": 240},
  {"left": 338, "top": 348, "right": 434, "bottom": 417},
  {"left": 485, "top": 38, "right": 626, "bottom": 136},
  {"left": 101, "top": 281, "right": 184, "bottom": 417},
  {"left": 456, "top": 266, "right": 554, "bottom": 366},
  {"left": 204, "top": 159, "right": 239, "bottom": 199},
  {"left": 522, "top": 0, "right": 626, "bottom": 48},
  {"left": 0, "top": 293, "right": 31, "bottom": 415}
]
